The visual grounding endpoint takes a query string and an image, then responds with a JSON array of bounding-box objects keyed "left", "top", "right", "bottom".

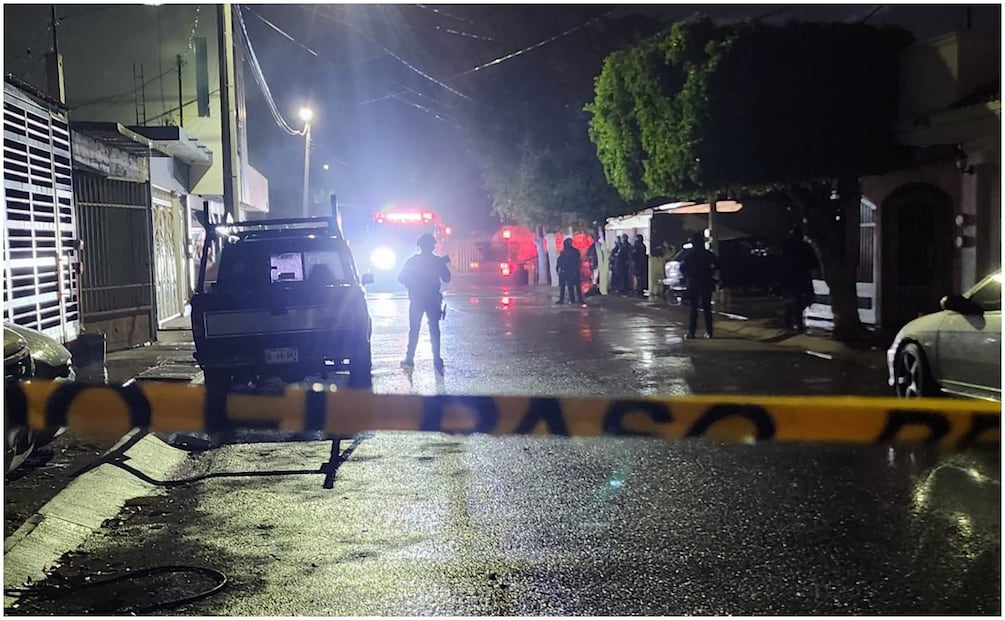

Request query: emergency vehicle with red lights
[{"left": 352, "top": 205, "right": 451, "bottom": 290}]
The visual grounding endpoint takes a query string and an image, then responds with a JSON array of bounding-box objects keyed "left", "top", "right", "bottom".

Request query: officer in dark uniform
[
  {"left": 398, "top": 233, "right": 451, "bottom": 374},
  {"left": 632, "top": 234, "right": 648, "bottom": 297},
  {"left": 680, "top": 232, "right": 719, "bottom": 339},
  {"left": 781, "top": 226, "right": 818, "bottom": 330},
  {"left": 556, "top": 237, "right": 584, "bottom": 305}
]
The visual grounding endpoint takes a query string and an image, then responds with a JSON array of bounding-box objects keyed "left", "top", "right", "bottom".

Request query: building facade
[{"left": 861, "top": 30, "right": 1000, "bottom": 329}]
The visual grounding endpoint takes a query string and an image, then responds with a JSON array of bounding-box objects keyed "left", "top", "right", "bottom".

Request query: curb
[{"left": 3, "top": 432, "right": 191, "bottom": 605}]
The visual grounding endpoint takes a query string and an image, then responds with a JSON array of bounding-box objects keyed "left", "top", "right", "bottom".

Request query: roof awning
[
  {"left": 128, "top": 125, "right": 213, "bottom": 167},
  {"left": 653, "top": 200, "right": 743, "bottom": 214},
  {"left": 71, "top": 122, "right": 171, "bottom": 157}
]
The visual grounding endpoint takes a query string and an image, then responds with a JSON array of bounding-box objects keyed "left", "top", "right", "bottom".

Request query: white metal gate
[
  {"left": 806, "top": 199, "right": 879, "bottom": 328},
  {"left": 152, "top": 186, "right": 184, "bottom": 325},
  {"left": 2, "top": 81, "right": 80, "bottom": 344}
]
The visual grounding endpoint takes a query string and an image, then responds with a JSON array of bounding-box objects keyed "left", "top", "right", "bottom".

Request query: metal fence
[
  {"left": 73, "top": 172, "right": 154, "bottom": 326},
  {"left": 2, "top": 82, "right": 80, "bottom": 344}
]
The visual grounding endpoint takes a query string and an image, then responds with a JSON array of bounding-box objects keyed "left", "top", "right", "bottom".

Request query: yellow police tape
[{"left": 4, "top": 380, "right": 1001, "bottom": 450}]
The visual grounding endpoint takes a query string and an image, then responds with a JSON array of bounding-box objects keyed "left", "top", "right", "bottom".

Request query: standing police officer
[
  {"left": 556, "top": 237, "right": 584, "bottom": 305},
  {"left": 781, "top": 226, "right": 818, "bottom": 331},
  {"left": 398, "top": 233, "right": 451, "bottom": 374},
  {"left": 680, "top": 232, "right": 719, "bottom": 339}
]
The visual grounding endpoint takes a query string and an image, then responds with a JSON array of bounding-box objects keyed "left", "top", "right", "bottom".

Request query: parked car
[
  {"left": 4, "top": 323, "right": 75, "bottom": 474},
  {"left": 887, "top": 270, "right": 1001, "bottom": 401},
  {"left": 661, "top": 237, "right": 787, "bottom": 303}
]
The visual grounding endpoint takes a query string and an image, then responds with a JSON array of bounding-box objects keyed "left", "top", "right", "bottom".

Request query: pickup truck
[{"left": 191, "top": 199, "right": 374, "bottom": 394}]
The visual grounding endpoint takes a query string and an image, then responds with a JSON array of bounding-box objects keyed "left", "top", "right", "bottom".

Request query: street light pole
[{"left": 299, "top": 107, "right": 313, "bottom": 218}]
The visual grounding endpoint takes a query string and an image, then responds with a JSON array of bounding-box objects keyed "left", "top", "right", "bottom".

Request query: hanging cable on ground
[{"left": 5, "top": 565, "right": 228, "bottom": 614}]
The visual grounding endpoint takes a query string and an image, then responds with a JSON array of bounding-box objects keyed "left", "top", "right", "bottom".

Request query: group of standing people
[
  {"left": 398, "top": 226, "right": 819, "bottom": 371},
  {"left": 610, "top": 234, "right": 649, "bottom": 297}
]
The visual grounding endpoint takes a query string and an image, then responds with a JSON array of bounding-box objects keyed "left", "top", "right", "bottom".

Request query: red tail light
[{"left": 500, "top": 262, "right": 512, "bottom": 277}]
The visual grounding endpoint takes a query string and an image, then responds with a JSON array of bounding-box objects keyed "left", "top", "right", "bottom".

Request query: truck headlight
[{"left": 370, "top": 247, "right": 397, "bottom": 271}]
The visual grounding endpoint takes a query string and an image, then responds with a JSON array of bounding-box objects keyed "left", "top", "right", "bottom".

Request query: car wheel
[
  {"left": 348, "top": 339, "right": 372, "bottom": 390},
  {"left": 895, "top": 342, "right": 937, "bottom": 398}
]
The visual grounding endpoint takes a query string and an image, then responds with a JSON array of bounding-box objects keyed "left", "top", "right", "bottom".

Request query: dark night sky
[
  {"left": 240, "top": 3, "right": 999, "bottom": 229},
  {"left": 4, "top": 3, "right": 1000, "bottom": 231}
]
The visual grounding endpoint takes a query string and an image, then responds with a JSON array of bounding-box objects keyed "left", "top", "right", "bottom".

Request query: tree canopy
[
  {"left": 587, "top": 16, "right": 912, "bottom": 201},
  {"left": 586, "top": 17, "right": 913, "bottom": 340},
  {"left": 456, "top": 11, "right": 660, "bottom": 229}
]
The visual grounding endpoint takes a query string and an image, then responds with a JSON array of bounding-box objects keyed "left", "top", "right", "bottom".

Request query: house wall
[{"left": 3, "top": 4, "right": 267, "bottom": 215}]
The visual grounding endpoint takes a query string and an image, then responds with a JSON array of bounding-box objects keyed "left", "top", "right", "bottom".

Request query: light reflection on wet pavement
[{"left": 367, "top": 286, "right": 889, "bottom": 398}]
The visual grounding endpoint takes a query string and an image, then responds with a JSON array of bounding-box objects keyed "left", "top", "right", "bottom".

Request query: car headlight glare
[{"left": 371, "top": 247, "right": 397, "bottom": 271}]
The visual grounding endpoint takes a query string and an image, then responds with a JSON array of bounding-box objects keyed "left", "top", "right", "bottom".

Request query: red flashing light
[
  {"left": 500, "top": 262, "right": 512, "bottom": 277},
  {"left": 422, "top": 212, "right": 433, "bottom": 223},
  {"left": 502, "top": 229, "right": 512, "bottom": 240},
  {"left": 444, "top": 226, "right": 452, "bottom": 236},
  {"left": 501, "top": 296, "right": 511, "bottom": 307}
]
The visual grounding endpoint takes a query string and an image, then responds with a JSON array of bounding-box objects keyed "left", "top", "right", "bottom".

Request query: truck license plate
[{"left": 264, "top": 347, "right": 299, "bottom": 365}]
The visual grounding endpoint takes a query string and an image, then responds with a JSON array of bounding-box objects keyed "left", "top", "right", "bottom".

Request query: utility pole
[
  {"left": 177, "top": 54, "right": 184, "bottom": 127},
  {"left": 217, "top": 3, "right": 240, "bottom": 221},
  {"left": 45, "top": 5, "right": 65, "bottom": 104},
  {"left": 302, "top": 122, "right": 312, "bottom": 217}
]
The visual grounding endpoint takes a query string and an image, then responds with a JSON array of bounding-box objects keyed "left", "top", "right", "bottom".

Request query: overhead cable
[
  {"left": 314, "top": 8, "right": 471, "bottom": 102},
  {"left": 236, "top": 5, "right": 305, "bottom": 136},
  {"left": 247, "top": 7, "right": 318, "bottom": 57},
  {"left": 457, "top": 9, "right": 614, "bottom": 77},
  {"left": 352, "top": 8, "right": 612, "bottom": 108},
  {"left": 414, "top": 4, "right": 476, "bottom": 25}
]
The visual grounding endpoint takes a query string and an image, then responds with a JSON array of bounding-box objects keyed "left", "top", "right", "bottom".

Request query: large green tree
[
  {"left": 587, "top": 17, "right": 912, "bottom": 341},
  {"left": 454, "top": 11, "right": 658, "bottom": 229}
]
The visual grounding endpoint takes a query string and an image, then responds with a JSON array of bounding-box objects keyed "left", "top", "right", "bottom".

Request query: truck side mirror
[{"left": 361, "top": 272, "right": 375, "bottom": 285}]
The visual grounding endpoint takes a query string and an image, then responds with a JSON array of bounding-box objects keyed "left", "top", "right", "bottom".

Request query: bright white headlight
[{"left": 370, "top": 246, "right": 397, "bottom": 271}]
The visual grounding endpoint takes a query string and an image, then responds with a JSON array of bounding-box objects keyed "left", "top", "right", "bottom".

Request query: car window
[
  {"left": 218, "top": 244, "right": 351, "bottom": 288},
  {"left": 968, "top": 274, "right": 1002, "bottom": 312}
]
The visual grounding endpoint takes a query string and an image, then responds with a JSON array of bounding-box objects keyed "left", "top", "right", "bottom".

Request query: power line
[
  {"left": 857, "top": 5, "right": 885, "bottom": 24},
  {"left": 414, "top": 4, "right": 477, "bottom": 25},
  {"left": 351, "top": 8, "right": 612, "bottom": 108},
  {"left": 143, "top": 87, "right": 220, "bottom": 124},
  {"left": 245, "top": 6, "right": 318, "bottom": 57},
  {"left": 313, "top": 7, "right": 471, "bottom": 102},
  {"left": 235, "top": 4, "right": 305, "bottom": 136},
  {"left": 392, "top": 95, "right": 459, "bottom": 129},
  {"left": 456, "top": 9, "right": 613, "bottom": 77}
]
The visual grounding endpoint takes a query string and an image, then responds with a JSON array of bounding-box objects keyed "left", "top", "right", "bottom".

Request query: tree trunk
[
  {"left": 534, "top": 226, "right": 551, "bottom": 286},
  {"left": 787, "top": 179, "right": 863, "bottom": 343}
]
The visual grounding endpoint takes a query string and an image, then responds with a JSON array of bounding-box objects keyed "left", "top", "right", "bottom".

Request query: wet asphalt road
[
  {"left": 368, "top": 282, "right": 891, "bottom": 398},
  {"left": 7, "top": 283, "right": 999, "bottom": 615}
]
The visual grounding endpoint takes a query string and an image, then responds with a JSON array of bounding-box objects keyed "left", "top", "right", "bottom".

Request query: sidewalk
[
  {"left": 76, "top": 314, "right": 199, "bottom": 385},
  {"left": 585, "top": 289, "right": 892, "bottom": 369}
]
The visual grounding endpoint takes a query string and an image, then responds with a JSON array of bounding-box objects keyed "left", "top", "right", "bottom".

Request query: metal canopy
[{"left": 70, "top": 121, "right": 171, "bottom": 157}]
